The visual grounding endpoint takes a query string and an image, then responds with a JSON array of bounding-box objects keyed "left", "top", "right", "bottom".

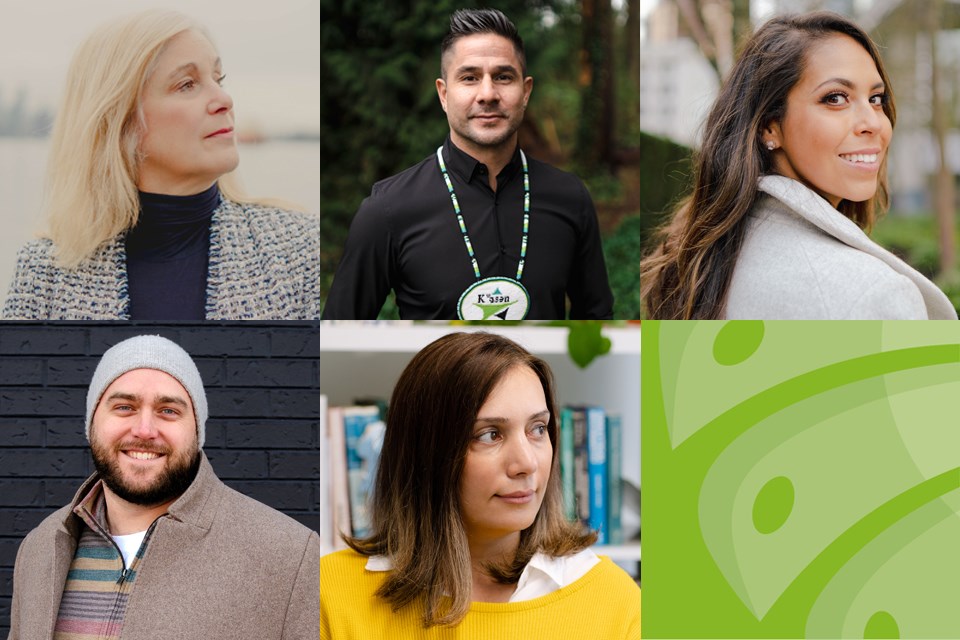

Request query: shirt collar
[
  {"left": 365, "top": 550, "right": 567, "bottom": 583},
  {"left": 442, "top": 134, "right": 522, "bottom": 186},
  {"left": 73, "top": 480, "right": 110, "bottom": 534},
  {"left": 514, "top": 551, "right": 566, "bottom": 591}
]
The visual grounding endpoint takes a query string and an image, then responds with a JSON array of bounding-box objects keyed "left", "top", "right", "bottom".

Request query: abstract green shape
[
  {"left": 803, "top": 487, "right": 960, "bottom": 638},
  {"left": 474, "top": 299, "right": 517, "bottom": 319},
  {"left": 863, "top": 611, "right": 899, "bottom": 638},
  {"left": 753, "top": 476, "right": 794, "bottom": 534},
  {"left": 713, "top": 320, "right": 765, "bottom": 366},
  {"left": 643, "top": 320, "right": 960, "bottom": 639},
  {"left": 699, "top": 372, "right": 959, "bottom": 620}
]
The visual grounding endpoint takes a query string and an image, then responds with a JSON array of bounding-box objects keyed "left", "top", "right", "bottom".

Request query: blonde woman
[
  {"left": 2, "top": 10, "right": 318, "bottom": 320},
  {"left": 321, "top": 333, "right": 640, "bottom": 638}
]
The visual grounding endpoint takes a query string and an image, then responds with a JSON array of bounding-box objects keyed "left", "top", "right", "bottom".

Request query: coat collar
[
  {"left": 55, "top": 200, "right": 247, "bottom": 320},
  {"left": 59, "top": 452, "right": 223, "bottom": 536},
  {"left": 757, "top": 175, "right": 957, "bottom": 319}
]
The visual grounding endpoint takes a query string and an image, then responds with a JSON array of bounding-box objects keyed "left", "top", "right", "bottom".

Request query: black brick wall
[{"left": 0, "top": 322, "right": 319, "bottom": 636}]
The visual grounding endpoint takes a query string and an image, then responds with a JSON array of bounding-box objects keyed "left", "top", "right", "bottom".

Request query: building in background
[{"left": 640, "top": 1, "right": 718, "bottom": 147}]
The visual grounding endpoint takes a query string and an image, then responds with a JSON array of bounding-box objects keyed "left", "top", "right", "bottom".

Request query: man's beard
[
  {"left": 458, "top": 111, "right": 523, "bottom": 149},
  {"left": 91, "top": 437, "right": 201, "bottom": 507}
]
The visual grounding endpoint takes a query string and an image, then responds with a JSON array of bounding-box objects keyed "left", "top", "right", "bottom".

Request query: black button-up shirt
[{"left": 323, "top": 136, "right": 614, "bottom": 319}]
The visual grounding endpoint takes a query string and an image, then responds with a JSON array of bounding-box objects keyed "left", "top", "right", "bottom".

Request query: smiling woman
[
  {"left": 320, "top": 332, "right": 640, "bottom": 639},
  {"left": 641, "top": 11, "right": 957, "bottom": 320},
  {"left": 1, "top": 10, "right": 318, "bottom": 320}
]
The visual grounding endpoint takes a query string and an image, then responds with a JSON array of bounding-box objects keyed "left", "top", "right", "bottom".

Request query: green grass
[{"left": 871, "top": 212, "right": 960, "bottom": 315}]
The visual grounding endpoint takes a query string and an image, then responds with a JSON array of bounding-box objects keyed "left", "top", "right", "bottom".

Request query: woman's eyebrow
[
  {"left": 474, "top": 409, "right": 550, "bottom": 424},
  {"left": 812, "top": 77, "right": 885, "bottom": 92},
  {"left": 166, "top": 57, "right": 222, "bottom": 80}
]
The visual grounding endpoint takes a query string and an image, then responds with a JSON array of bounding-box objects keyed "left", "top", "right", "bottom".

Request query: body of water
[{"left": 0, "top": 137, "right": 319, "bottom": 296}]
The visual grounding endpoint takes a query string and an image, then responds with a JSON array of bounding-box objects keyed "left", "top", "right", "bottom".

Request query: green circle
[
  {"left": 713, "top": 321, "right": 764, "bottom": 366},
  {"left": 864, "top": 611, "right": 899, "bottom": 639},
  {"left": 752, "top": 476, "right": 794, "bottom": 534}
]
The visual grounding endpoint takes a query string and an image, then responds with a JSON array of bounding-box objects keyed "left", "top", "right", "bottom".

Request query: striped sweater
[
  {"left": 2, "top": 200, "right": 320, "bottom": 320},
  {"left": 54, "top": 482, "right": 160, "bottom": 640}
]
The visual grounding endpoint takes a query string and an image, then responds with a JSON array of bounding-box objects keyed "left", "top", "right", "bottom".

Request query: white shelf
[
  {"left": 319, "top": 323, "right": 640, "bottom": 355},
  {"left": 593, "top": 543, "right": 641, "bottom": 561}
]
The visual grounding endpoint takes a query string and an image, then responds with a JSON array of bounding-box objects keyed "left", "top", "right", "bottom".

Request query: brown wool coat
[{"left": 8, "top": 454, "right": 320, "bottom": 640}]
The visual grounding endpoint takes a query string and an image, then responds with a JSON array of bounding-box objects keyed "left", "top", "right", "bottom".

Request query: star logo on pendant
[{"left": 474, "top": 300, "right": 518, "bottom": 320}]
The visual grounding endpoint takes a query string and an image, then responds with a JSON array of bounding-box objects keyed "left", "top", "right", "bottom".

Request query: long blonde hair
[{"left": 44, "top": 10, "right": 251, "bottom": 268}]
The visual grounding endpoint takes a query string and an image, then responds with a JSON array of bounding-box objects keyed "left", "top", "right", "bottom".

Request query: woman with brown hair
[
  {"left": 642, "top": 11, "right": 956, "bottom": 320},
  {"left": 320, "top": 332, "right": 640, "bottom": 639}
]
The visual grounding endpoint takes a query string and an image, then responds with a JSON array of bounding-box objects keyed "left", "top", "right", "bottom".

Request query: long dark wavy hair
[
  {"left": 345, "top": 332, "right": 596, "bottom": 628},
  {"left": 641, "top": 11, "right": 897, "bottom": 319}
]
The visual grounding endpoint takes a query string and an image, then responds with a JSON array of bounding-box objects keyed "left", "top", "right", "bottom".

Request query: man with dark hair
[
  {"left": 7, "top": 335, "right": 319, "bottom": 640},
  {"left": 324, "top": 8, "right": 613, "bottom": 320}
]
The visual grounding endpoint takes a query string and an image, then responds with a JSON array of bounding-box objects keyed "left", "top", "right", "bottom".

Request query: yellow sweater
[{"left": 321, "top": 549, "right": 640, "bottom": 639}]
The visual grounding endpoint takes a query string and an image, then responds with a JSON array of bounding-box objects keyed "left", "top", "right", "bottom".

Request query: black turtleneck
[{"left": 126, "top": 183, "right": 219, "bottom": 320}]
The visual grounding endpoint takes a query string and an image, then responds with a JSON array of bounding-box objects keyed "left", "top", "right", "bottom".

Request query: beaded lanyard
[{"left": 435, "top": 146, "right": 529, "bottom": 281}]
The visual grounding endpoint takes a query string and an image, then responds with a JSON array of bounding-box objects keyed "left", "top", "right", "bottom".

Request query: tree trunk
[
  {"left": 929, "top": 0, "right": 957, "bottom": 275},
  {"left": 626, "top": 0, "right": 640, "bottom": 83},
  {"left": 576, "top": 0, "right": 616, "bottom": 171},
  {"left": 732, "top": 0, "right": 751, "bottom": 52}
]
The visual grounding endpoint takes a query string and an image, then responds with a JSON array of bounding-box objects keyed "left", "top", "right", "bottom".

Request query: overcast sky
[{"left": 0, "top": 0, "right": 319, "bottom": 136}]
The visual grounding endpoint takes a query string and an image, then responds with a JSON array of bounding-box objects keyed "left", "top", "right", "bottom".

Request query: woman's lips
[
  {"left": 205, "top": 127, "right": 234, "bottom": 138},
  {"left": 838, "top": 150, "right": 881, "bottom": 171},
  {"left": 496, "top": 491, "right": 534, "bottom": 504}
]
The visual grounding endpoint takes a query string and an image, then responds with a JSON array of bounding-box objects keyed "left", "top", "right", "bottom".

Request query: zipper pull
[{"left": 117, "top": 568, "right": 129, "bottom": 584}]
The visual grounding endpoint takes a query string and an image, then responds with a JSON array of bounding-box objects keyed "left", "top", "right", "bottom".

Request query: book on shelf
[
  {"left": 559, "top": 408, "right": 576, "bottom": 521},
  {"left": 560, "top": 404, "right": 628, "bottom": 548},
  {"left": 586, "top": 406, "right": 607, "bottom": 545},
  {"left": 606, "top": 413, "right": 623, "bottom": 545},
  {"left": 342, "top": 406, "right": 386, "bottom": 539},
  {"left": 325, "top": 405, "right": 351, "bottom": 550},
  {"left": 569, "top": 407, "right": 591, "bottom": 529}
]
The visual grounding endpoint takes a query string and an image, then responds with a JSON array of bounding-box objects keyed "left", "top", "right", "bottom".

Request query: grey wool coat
[
  {"left": 7, "top": 454, "right": 320, "bottom": 640},
  {"left": 724, "top": 175, "right": 957, "bottom": 319},
  {"left": 1, "top": 200, "right": 320, "bottom": 320}
]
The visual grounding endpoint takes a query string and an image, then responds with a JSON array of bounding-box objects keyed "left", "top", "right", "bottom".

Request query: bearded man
[
  {"left": 323, "top": 8, "right": 614, "bottom": 320},
  {"left": 7, "top": 335, "right": 319, "bottom": 640}
]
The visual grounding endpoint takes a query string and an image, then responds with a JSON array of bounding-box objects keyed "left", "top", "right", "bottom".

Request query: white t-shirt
[
  {"left": 111, "top": 530, "right": 148, "bottom": 570},
  {"left": 365, "top": 547, "right": 600, "bottom": 602}
]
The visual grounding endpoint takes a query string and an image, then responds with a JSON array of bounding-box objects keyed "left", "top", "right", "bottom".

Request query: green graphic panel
[{"left": 642, "top": 321, "right": 960, "bottom": 639}]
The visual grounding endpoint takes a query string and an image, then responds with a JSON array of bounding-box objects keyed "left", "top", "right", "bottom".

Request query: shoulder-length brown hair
[
  {"left": 641, "top": 11, "right": 897, "bottom": 319},
  {"left": 345, "top": 331, "right": 596, "bottom": 628}
]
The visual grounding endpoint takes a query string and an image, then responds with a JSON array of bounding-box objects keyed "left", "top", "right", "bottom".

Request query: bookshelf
[{"left": 320, "top": 323, "right": 640, "bottom": 571}]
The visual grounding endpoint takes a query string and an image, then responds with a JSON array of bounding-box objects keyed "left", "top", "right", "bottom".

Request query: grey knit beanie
[{"left": 86, "top": 335, "right": 208, "bottom": 448}]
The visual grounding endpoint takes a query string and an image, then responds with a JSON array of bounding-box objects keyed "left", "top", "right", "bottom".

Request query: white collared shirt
[{"left": 365, "top": 547, "right": 600, "bottom": 602}]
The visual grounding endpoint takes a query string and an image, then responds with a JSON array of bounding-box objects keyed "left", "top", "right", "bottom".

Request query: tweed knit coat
[
  {"left": 724, "top": 175, "right": 957, "bottom": 319},
  {"left": 8, "top": 454, "right": 320, "bottom": 640},
  {"left": 2, "top": 200, "right": 319, "bottom": 320}
]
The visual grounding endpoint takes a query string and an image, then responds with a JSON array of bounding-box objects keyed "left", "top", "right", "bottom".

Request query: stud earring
[{"left": 766, "top": 141, "right": 776, "bottom": 151}]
